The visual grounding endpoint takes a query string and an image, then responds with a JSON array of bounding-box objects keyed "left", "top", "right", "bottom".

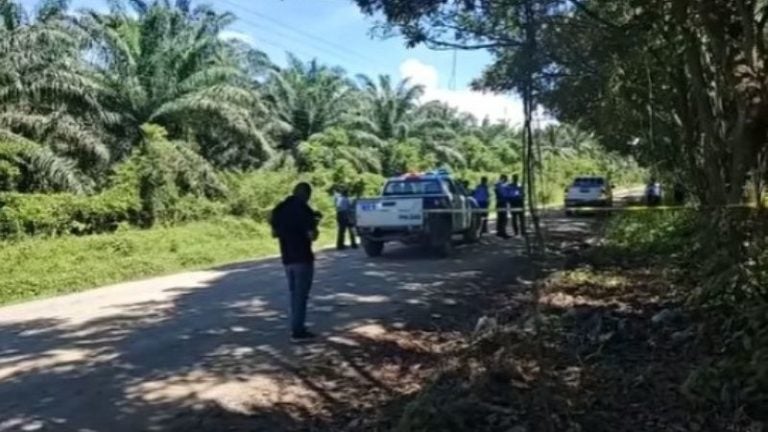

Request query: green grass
[
  {"left": 604, "top": 209, "right": 698, "bottom": 255},
  {"left": 0, "top": 217, "right": 336, "bottom": 306}
]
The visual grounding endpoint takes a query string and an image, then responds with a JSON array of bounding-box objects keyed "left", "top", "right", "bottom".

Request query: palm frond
[
  {"left": 348, "top": 129, "right": 386, "bottom": 149},
  {"left": 35, "top": 0, "right": 70, "bottom": 23},
  {"left": 0, "top": 129, "right": 84, "bottom": 192},
  {"left": 0, "top": 111, "right": 110, "bottom": 165}
]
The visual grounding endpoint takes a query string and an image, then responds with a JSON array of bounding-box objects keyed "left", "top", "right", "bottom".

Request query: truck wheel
[
  {"left": 427, "top": 216, "right": 453, "bottom": 257},
  {"left": 362, "top": 239, "right": 384, "bottom": 257},
  {"left": 433, "top": 239, "right": 452, "bottom": 258},
  {"left": 463, "top": 215, "right": 482, "bottom": 243}
]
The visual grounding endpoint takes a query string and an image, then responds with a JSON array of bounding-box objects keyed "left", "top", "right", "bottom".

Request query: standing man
[
  {"left": 270, "top": 182, "right": 320, "bottom": 341},
  {"left": 334, "top": 187, "right": 358, "bottom": 250},
  {"left": 673, "top": 181, "right": 686, "bottom": 206},
  {"left": 473, "top": 177, "right": 491, "bottom": 234},
  {"left": 646, "top": 178, "right": 662, "bottom": 206},
  {"left": 495, "top": 174, "right": 510, "bottom": 238},
  {"left": 507, "top": 174, "right": 526, "bottom": 236}
]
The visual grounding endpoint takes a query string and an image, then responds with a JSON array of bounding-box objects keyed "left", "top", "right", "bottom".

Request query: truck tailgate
[
  {"left": 356, "top": 197, "right": 423, "bottom": 228},
  {"left": 567, "top": 185, "right": 601, "bottom": 201}
]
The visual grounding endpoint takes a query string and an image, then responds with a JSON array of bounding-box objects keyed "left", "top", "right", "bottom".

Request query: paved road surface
[{"left": 0, "top": 214, "right": 594, "bottom": 432}]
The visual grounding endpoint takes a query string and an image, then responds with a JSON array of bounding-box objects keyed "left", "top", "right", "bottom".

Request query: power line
[
  {"left": 230, "top": 16, "right": 372, "bottom": 72},
  {"left": 220, "top": 10, "right": 371, "bottom": 71},
  {"left": 448, "top": 49, "right": 457, "bottom": 90},
  {"left": 216, "top": 0, "right": 377, "bottom": 65}
]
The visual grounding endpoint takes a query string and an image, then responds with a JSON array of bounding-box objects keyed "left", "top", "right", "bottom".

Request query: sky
[{"left": 20, "top": 0, "right": 526, "bottom": 125}]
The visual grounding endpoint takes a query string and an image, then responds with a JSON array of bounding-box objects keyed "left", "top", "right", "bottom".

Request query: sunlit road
[{"left": 0, "top": 210, "right": 611, "bottom": 432}]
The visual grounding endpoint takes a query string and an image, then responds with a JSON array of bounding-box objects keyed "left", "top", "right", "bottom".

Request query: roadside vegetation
[
  {"left": 339, "top": 0, "right": 768, "bottom": 430},
  {"left": 346, "top": 210, "right": 766, "bottom": 432},
  {"left": 0, "top": 0, "right": 642, "bottom": 304}
]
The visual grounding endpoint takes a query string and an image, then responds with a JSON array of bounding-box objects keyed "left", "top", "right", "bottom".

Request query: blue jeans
[{"left": 284, "top": 263, "right": 314, "bottom": 335}]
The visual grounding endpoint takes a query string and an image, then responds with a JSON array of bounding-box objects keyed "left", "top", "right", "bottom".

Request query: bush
[
  {"left": 604, "top": 210, "right": 698, "bottom": 256},
  {"left": 224, "top": 170, "right": 304, "bottom": 222},
  {"left": 0, "top": 187, "right": 141, "bottom": 238},
  {"left": 0, "top": 193, "right": 79, "bottom": 238},
  {"left": 604, "top": 210, "right": 768, "bottom": 421}
]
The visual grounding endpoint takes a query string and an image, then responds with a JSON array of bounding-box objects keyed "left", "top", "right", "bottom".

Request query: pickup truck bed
[{"left": 355, "top": 197, "right": 424, "bottom": 229}]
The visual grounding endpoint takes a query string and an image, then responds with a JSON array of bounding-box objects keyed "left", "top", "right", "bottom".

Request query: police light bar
[{"left": 423, "top": 168, "right": 452, "bottom": 178}]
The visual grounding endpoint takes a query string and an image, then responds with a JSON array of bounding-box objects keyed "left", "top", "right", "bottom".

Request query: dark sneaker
[{"left": 291, "top": 330, "right": 317, "bottom": 342}]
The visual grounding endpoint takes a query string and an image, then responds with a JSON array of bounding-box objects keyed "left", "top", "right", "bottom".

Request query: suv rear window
[
  {"left": 573, "top": 177, "right": 605, "bottom": 187},
  {"left": 383, "top": 179, "right": 444, "bottom": 196}
]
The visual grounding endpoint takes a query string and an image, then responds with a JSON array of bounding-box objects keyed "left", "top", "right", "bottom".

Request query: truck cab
[{"left": 355, "top": 170, "right": 482, "bottom": 257}]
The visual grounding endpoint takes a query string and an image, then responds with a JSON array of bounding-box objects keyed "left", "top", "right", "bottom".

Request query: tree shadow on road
[{"left": 0, "top": 220, "right": 600, "bottom": 432}]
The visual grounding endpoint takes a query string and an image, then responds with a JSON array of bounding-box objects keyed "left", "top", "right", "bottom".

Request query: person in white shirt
[{"left": 334, "top": 187, "right": 358, "bottom": 250}]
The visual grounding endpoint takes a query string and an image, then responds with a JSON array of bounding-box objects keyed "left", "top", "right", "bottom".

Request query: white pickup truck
[{"left": 355, "top": 171, "right": 483, "bottom": 257}]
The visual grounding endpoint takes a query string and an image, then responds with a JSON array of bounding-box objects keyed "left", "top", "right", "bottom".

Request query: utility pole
[
  {"left": 521, "top": 0, "right": 544, "bottom": 257},
  {"left": 448, "top": 49, "right": 457, "bottom": 91}
]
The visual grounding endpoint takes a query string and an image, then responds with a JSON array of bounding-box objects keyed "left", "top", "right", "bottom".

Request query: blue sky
[{"left": 20, "top": 0, "right": 526, "bottom": 124}]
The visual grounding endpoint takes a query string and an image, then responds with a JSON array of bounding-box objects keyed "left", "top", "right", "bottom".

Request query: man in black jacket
[
  {"left": 495, "top": 174, "right": 510, "bottom": 238},
  {"left": 270, "top": 182, "right": 320, "bottom": 340}
]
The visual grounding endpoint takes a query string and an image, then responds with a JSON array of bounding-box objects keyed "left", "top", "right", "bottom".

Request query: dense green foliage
[
  {"left": 355, "top": 0, "right": 768, "bottom": 422},
  {"left": 352, "top": 0, "right": 768, "bottom": 206},
  {"left": 0, "top": 0, "right": 641, "bottom": 243}
]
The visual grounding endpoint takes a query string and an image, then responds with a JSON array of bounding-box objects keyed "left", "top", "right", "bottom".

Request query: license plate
[
  {"left": 398, "top": 214, "right": 421, "bottom": 221},
  {"left": 580, "top": 188, "right": 590, "bottom": 193},
  {"left": 360, "top": 203, "right": 376, "bottom": 211}
]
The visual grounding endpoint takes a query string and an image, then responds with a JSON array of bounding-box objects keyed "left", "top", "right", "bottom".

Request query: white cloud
[
  {"left": 399, "top": 58, "right": 526, "bottom": 126},
  {"left": 219, "top": 30, "right": 256, "bottom": 46}
]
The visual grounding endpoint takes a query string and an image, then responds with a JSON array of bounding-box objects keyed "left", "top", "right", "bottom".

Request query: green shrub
[
  {"left": 0, "top": 159, "right": 20, "bottom": 191},
  {"left": 0, "top": 193, "right": 79, "bottom": 238},
  {"left": 0, "top": 186, "right": 142, "bottom": 238},
  {"left": 224, "top": 170, "right": 302, "bottom": 221},
  {"left": 604, "top": 210, "right": 698, "bottom": 256}
]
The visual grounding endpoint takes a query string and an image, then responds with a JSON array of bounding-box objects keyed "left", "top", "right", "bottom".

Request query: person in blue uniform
[
  {"left": 495, "top": 174, "right": 510, "bottom": 238},
  {"left": 507, "top": 174, "right": 525, "bottom": 236},
  {"left": 473, "top": 177, "right": 490, "bottom": 234},
  {"left": 646, "top": 178, "right": 662, "bottom": 206}
]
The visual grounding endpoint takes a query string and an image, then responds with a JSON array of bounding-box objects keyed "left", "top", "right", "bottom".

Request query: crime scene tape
[{"left": 412, "top": 203, "right": 764, "bottom": 214}]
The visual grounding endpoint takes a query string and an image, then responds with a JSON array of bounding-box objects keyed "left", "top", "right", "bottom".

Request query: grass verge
[{"left": 0, "top": 217, "right": 335, "bottom": 306}]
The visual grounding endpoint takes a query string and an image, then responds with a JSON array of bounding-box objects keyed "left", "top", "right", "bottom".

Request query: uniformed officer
[
  {"left": 473, "top": 177, "right": 491, "bottom": 234},
  {"left": 646, "top": 178, "right": 662, "bottom": 206},
  {"left": 507, "top": 174, "right": 525, "bottom": 236},
  {"left": 495, "top": 174, "right": 510, "bottom": 238},
  {"left": 673, "top": 182, "right": 686, "bottom": 206}
]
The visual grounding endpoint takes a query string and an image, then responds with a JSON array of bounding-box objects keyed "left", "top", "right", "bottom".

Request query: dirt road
[{"left": 0, "top": 214, "right": 594, "bottom": 432}]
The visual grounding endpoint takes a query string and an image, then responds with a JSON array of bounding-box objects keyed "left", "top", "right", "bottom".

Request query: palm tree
[
  {"left": 296, "top": 127, "right": 382, "bottom": 173},
  {"left": 263, "top": 55, "right": 355, "bottom": 160},
  {"left": 0, "top": 0, "right": 109, "bottom": 192},
  {"left": 348, "top": 77, "right": 468, "bottom": 169},
  {"left": 538, "top": 124, "right": 597, "bottom": 158},
  {"left": 416, "top": 100, "right": 477, "bottom": 134},
  {"left": 409, "top": 101, "right": 468, "bottom": 167},
  {"left": 349, "top": 74, "right": 424, "bottom": 143},
  {"left": 79, "top": 0, "right": 271, "bottom": 168}
]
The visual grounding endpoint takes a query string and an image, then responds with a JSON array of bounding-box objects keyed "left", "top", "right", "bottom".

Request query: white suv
[{"left": 564, "top": 176, "right": 613, "bottom": 215}]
